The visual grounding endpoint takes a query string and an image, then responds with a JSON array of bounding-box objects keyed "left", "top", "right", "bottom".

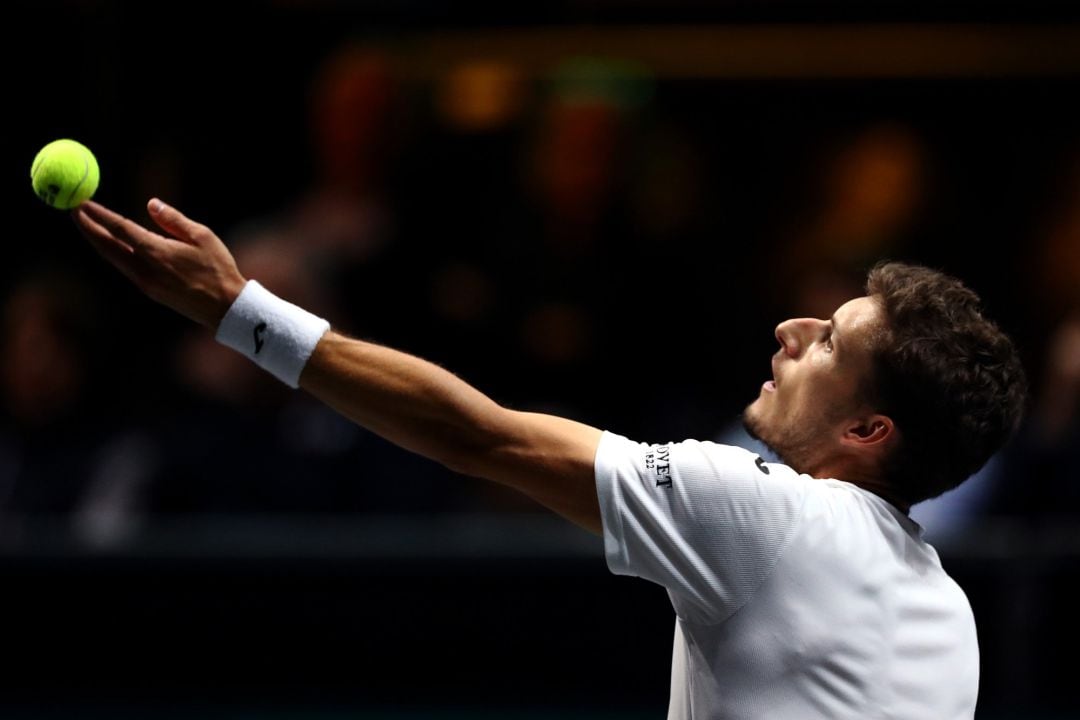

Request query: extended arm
[
  {"left": 303, "top": 333, "right": 602, "bottom": 531},
  {"left": 72, "top": 199, "right": 603, "bottom": 533}
]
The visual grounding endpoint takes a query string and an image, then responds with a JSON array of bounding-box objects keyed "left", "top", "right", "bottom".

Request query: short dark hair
[{"left": 865, "top": 262, "right": 1028, "bottom": 504}]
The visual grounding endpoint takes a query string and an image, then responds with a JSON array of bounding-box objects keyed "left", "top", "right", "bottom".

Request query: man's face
[{"left": 744, "top": 295, "right": 884, "bottom": 476}]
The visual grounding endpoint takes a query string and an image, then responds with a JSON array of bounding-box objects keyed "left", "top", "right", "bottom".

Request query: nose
[{"left": 775, "top": 317, "right": 825, "bottom": 358}]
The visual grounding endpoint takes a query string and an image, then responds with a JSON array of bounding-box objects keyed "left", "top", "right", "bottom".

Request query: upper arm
[
  {"left": 594, "top": 435, "right": 807, "bottom": 623},
  {"left": 460, "top": 409, "right": 605, "bottom": 535}
]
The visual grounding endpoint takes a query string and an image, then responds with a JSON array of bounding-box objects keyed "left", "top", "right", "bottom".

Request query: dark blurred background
[{"left": 2, "top": 1, "right": 1080, "bottom": 717}]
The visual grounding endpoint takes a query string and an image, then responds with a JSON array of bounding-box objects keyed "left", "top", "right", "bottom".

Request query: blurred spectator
[
  {"left": 1032, "top": 316, "right": 1080, "bottom": 447},
  {"left": 404, "top": 57, "right": 652, "bottom": 424},
  {"left": 227, "top": 43, "right": 404, "bottom": 341},
  {"left": 1029, "top": 144, "right": 1080, "bottom": 323},
  {"left": 400, "top": 57, "right": 529, "bottom": 392},
  {"left": 986, "top": 314, "right": 1080, "bottom": 519},
  {"left": 996, "top": 146, "right": 1080, "bottom": 519},
  {"left": 505, "top": 60, "right": 649, "bottom": 419},
  {"left": 0, "top": 271, "right": 157, "bottom": 549},
  {"left": 775, "top": 121, "right": 928, "bottom": 318},
  {"left": 436, "top": 60, "right": 527, "bottom": 134}
]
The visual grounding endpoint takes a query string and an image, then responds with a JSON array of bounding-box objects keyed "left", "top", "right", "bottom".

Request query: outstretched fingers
[
  {"left": 72, "top": 206, "right": 141, "bottom": 282},
  {"left": 148, "top": 198, "right": 211, "bottom": 246},
  {"left": 71, "top": 198, "right": 246, "bottom": 328},
  {"left": 80, "top": 200, "right": 170, "bottom": 255}
]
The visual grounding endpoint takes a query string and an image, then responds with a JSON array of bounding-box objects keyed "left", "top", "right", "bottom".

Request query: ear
[{"left": 842, "top": 414, "right": 895, "bottom": 449}]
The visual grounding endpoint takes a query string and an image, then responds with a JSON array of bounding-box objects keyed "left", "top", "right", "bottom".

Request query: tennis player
[{"left": 72, "top": 198, "right": 1026, "bottom": 719}]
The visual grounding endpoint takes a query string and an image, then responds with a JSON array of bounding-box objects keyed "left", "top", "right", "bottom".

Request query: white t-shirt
[{"left": 594, "top": 431, "right": 979, "bottom": 720}]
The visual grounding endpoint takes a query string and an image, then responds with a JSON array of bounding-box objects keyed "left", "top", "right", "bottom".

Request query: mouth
[{"left": 763, "top": 355, "right": 780, "bottom": 393}]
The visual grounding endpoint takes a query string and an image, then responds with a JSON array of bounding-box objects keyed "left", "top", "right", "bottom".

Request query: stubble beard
[{"left": 742, "top": 402, "right": 825, "bottom": 476}]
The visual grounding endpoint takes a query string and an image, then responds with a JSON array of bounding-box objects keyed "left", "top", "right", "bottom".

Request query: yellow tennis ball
[{"left": 30, "top": 139, "right": 100, "bottom": 210}]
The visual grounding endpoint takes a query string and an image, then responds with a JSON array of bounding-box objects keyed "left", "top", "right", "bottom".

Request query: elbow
[
  {"left": 437, "top": 408, "right": 518, "bottom": 480},
  {"left": 438, "top": 435, "right": 508, "bottom": 481},
  {"left": 439, "top": 448, "right": 480, "bottom": 478}
]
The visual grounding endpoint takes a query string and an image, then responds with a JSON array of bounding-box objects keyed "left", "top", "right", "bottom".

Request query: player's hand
[{"left": 72, "top": 199, "right": 247, "bottom": 329}]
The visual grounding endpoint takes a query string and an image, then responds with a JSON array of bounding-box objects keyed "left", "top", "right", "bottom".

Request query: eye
[{"left": 823, "top": 332, "right": 834, "bottom": 353}]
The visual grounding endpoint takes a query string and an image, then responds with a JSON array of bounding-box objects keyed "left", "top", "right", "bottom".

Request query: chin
[
  {"left": 741, "top": 404, "right": 767, "bottom": 443},
  {"left": 742, "top": 406, "right": 789, "bottom": 465}
]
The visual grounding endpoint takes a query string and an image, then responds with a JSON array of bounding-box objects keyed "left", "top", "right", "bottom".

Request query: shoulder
[
  {"left": 596, "top": 431, "right": 804, "bottom": 489},
  {"left": 595, "top": 431, "right": 812, "bottom": 545}
]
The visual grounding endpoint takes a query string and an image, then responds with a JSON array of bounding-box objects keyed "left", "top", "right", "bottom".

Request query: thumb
[{"left": 148, "top": 198, "right": 205, "bottom": 244}]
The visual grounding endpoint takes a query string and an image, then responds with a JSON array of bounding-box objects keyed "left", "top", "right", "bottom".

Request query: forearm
[
  {"left": 300, "top": 331, "right": 510, "bottom": 472},
  {"left": 299, "top": 331, "right": 604, "bottom": 532}
]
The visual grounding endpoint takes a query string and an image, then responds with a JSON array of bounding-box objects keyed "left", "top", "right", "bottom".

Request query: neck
[
  {"left": 815, "top": 460, "right": 910, "bottom": 514},
  {"left": 851, "top": 479, "right": 911, "bottom": 514}
]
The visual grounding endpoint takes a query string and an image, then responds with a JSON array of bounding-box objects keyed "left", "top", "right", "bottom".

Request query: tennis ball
[{"left": 30, "top": 139, "right": 100, "bottom": 210}]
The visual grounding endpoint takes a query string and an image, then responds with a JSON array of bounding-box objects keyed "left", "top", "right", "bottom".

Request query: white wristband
[{"left": 214, "top": 280, "right": 330, "bottom": 388}]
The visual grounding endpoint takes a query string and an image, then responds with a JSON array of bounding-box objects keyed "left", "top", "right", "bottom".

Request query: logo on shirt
[
  {"left": 254, "top": 321, "right": 267, "bottom": 354},
  {"left": 645, "top": 444, "right": 673, "bottom": 489},
  {"left": 754, "top": 456, "right": 770, "bottom": 475}
]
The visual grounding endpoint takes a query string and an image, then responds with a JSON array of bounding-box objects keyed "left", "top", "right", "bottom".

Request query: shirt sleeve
[{"left": 594, "top": 430, "right": 807, "bottom": 624}]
